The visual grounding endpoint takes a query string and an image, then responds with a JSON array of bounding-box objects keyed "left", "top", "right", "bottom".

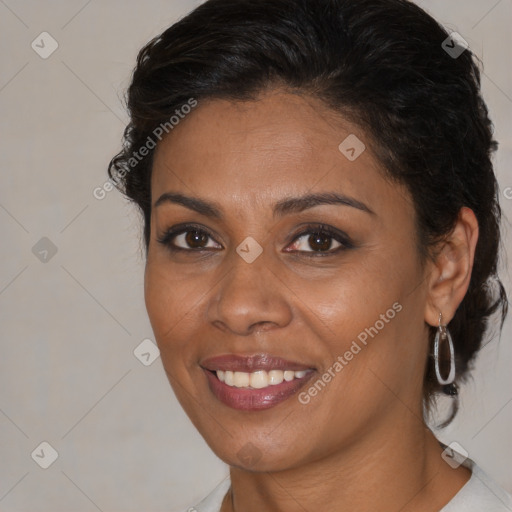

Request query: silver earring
[{"left": 434, "top": 313, "right": 455, "bottom": 385}]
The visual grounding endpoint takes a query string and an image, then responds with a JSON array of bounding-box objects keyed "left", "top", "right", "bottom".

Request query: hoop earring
[{"left": 434, "top": 313, "right": 455, "bottom": 386}]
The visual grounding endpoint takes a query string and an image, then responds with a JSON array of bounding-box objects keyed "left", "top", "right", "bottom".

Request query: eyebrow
[{"left": 153, "top": 191, "right": 374, "bottom": 218}]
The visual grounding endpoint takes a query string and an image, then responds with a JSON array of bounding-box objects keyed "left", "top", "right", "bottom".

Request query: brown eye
[
  {"left": 184, "top": 230, "right": 209, "bottom": 249},
  {"left": 307, "top": 232, "right": 336, "bottom": 252},
  {"left": 284, "top": 223, "right": 354, "bottom": 256},
  {"left": 157, "top": 224, "right": 222, "bottom": 251},
  {"left": 288, "top": 228, "right": 345, "bottom": 254}
]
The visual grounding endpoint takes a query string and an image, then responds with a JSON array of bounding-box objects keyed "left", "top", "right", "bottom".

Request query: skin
[{"left": 144, "top": 89, "right": 478, "bottom": 512}]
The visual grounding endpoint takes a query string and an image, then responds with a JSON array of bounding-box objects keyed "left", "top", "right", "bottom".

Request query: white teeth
[
  {"left": 233, "top": 371, "right": 250, "bottom": 387},
  {"left": 283, "top": 370, "right": 294, "bottom": 382},
  {"left": 250, "top": 370, "right": 268, "bottom": 389},
  {"left": 268, "top": 370, "right": 284, "bottom": 385},
  {"left": 216, "top": 369, "right": 309, "bottom": 388}
]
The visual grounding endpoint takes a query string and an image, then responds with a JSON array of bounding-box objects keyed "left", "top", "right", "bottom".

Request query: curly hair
[{"left": 108, "top": 0, "right": 508, "bottom": 425}]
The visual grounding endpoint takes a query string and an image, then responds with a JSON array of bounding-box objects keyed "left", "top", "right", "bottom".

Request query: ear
[{"left": 424, "top": 207, "right": 479, "bottom": 327}]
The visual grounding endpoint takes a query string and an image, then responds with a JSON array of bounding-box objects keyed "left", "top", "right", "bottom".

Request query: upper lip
[{"left": 200, "top": 353, "right": 314, "bottom": 372}]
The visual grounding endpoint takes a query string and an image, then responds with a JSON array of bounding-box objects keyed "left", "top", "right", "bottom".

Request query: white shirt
[{"left": 184, "top": 458, "right": 512, "bottom": 512}]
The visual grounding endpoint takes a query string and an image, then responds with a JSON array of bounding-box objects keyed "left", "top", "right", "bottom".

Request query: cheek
[
  {"left": 300, "top": 252, "right": 405, "bottom": 337},
  {"left": 300, "top": 245, "right": 424, "bottom": 387},
  {"left": 144, "top": 264, "right": 206, "bottom": 411},
  {"left": 144, "top": 263, "right": 171, "bottom": 332},
  {"left": 144, "top": 262, "right": 196, "bottom": 359}
]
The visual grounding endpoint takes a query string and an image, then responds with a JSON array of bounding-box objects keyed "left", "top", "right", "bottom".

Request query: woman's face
[{"left": 145, "top": 90, "right": 432, "bottom": 471}]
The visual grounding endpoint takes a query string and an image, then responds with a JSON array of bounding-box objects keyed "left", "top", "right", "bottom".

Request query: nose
[{"left": 207, "top": 248, "right": 293, "bottom": 336}]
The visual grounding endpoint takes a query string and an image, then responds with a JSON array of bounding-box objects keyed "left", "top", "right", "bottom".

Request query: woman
[{"left": 109, "top": 0, "right": 512, "bottom": 510}]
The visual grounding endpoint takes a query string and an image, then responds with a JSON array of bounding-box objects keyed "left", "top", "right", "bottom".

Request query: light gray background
[{"left": 0, "top": 1, "right": 511, "bottom": 511}]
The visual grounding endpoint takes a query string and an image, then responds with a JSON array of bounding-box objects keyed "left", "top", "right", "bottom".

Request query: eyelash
[{"left": 156, "top": 223, "right": 354, "bottom": 257}]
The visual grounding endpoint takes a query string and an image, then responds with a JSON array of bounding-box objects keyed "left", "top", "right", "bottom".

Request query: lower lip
[{"left": 203, "top": 369, "right": 315, "bottom": 411}]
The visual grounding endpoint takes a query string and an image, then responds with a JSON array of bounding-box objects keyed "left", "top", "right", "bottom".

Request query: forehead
[{"left": 151, "top": 90, "right": 401, "bottom": 218}]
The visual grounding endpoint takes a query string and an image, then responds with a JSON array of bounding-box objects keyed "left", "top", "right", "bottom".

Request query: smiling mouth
[
  {"left": 203, "top": 368, "right": 315, "bottom": 410},
  {"left": 200, "top": 353, "right": 316, "bottom": 410}
]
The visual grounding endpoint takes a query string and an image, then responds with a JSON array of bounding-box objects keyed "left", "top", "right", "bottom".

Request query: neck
[{"left": 223, "top": 414, "right": 471, "bottom": 512}]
